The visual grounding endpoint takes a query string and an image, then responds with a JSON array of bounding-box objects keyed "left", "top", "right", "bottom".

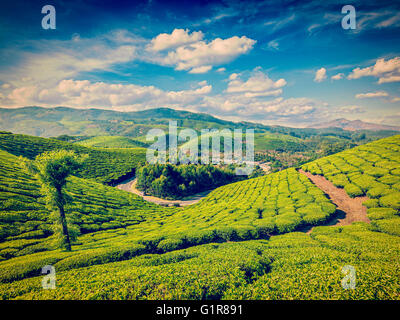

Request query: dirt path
[
  {"left": 298, "top": 169, "right": 370, "bottom": 232},
  {"left": 116, "top": 178, "right": 212, "bottom": 207}
]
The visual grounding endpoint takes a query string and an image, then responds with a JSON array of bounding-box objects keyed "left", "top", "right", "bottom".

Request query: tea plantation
[
  {"left": 75, "top": 135, "right": 148, "bottom": 149},
  {"left": 302, "top": 134, "right": 400, "bottom": 235},
  {"left": 0, "top": 132, "right": 147, "bottom": 184},
  {"left": 0, "top": 134, "right": 399, "bottom": 299}
]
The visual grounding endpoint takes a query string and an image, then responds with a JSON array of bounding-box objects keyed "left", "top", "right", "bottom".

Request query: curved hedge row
[
  {"left": 0, "top": 133, "right": 146, "bottom": 184},
  {"left": 302, "top": 134, "right": 400, "bottom": 234}
]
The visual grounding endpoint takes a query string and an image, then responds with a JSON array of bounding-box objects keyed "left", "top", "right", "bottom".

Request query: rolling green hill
[
  {"left": 0, "top": 149, "right": 166, "bottom": 257},
  {"left": 0, "top": 132, "right": 146, "bottom": 184},
  {"left": 0, "top": 135, "right": 399, "bottom": 299},
  {"left": 302, "top": 134, "right": 400, "bottom": 234},
  {"left": 1, "top": 106, "right": 397, "bottom": 142},
  {"left": 75, "top": 135, "right": 148, "bottom": 148}
]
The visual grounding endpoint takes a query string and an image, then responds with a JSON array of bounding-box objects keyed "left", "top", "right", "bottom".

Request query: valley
[{"left": 0, "top": 108, "right": 399, "bottom": 300}]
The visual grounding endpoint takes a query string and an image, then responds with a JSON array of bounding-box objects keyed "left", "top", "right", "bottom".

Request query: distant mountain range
[
  {"left": 0, "top": 106, "right": 226, "bottom": 123},
  {"left": 309, "top": 118, "right": 400, "bottom": 132},
  {"left": 0, "top": 106, "right": 399, "bottom": 139}
]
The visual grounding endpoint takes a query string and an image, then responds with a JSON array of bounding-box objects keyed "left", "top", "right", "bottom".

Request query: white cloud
[
  {"left": 358, "top": 11, "right": 400, "bottom": 30},
  {"left": 376, "top": 12, "right": 400, "bottom": 28},
  {"left": 197, "top": 80, "right": 208, "bottom": 86},
  {"left": 226, "top": 69, "right": 286, "bottom": 94},
  {"left": 331, "top": 73, "right": 344, "bottom": 80},
  {"left": 267, "top": 40, "right": 279, "bottom": 51},
  {"left": 188, "top": 65, "right": 212, "bottom": 74},
  {"left": 264, "top": 14, "right": 296, "bottom": 31},
  {"left": 7, "top": 86, "right": 38, "bottom": 105},
  {"left": 5, "top": 79, "right": 212, "bottom": 111},
  {"left": 378, "top": 76, "right": 400, "bottom": 84},
  {"left": 355, "top": 91, "right": 389, "bottom": 99},
  {"left": 314, "top": 68, "right": 327, "bottom": 82},
  {"left": 189, "top": 68, "right": 321, "bottom": 124},
  {"left": 159, "top": 35, "right": 256, "bottom": 73},
  {"left": 336, "top": 105, "right": 365, "bottom": 114},
  {"left": 348, "top": 57, "right": 400, "bottom": 83},
  {"left": 216, "top": 67, "right": 226, "bottom": 72},
  {"left": 0, "top": 39, "right": 137, "bottom": 88},
  {"left": 229, "top": 73, "right": 239, "bottom": 80},
  {"left": 0, "top": 28, "right": 256, "bottom": 89},
  {"left": 390, "top": 97, "right": 400, "bottom": 103},
  {"left": 147, "top": 29, "right": 204, "bottom": 52}
]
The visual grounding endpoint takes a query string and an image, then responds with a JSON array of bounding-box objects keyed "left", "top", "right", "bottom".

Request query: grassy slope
[
  {"left": 1, "top": 226, "right": 399, "bottom": 299},
  {"left": 0, "top": 135, "right": 399, "bottom": 299},
  {"left": 253, "top": 132, "right": 307, "bottom": 152},
  {"left": 179, "top": 131, "right": 307, "bottom": 153},
  {"left": 0, "top": 133, "right": 146, "bottom": 184},
  {"left": 0, "top": 149, "right": 166, "bottom": 259},
  {"left": 302, "top": 134, "right": 400, "bottom": 234},
  {"left": 75, "top": 136, "right": 148, "bottom": 148}
]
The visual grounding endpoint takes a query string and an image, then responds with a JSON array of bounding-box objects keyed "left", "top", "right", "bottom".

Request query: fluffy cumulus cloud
[
  {"left": 199, "top": 94, "right": 318, "bottom": 125},
  {"left": 226, "top": 69, "right": 286, "bottom": 97},
  {"left": 4, "top": 79, "right": 212, "bottom": 111},
  {"left": 0, "top": 28, "right": 256, "bottom": 90},
  {"left": 331, "top": 73, "right": 344, "bottom": 80},
  {"left": 190, "top": 68, "right": 324, "bottom": 125},
  {"left": 355, "top": 91, "right": 389, "bottom": 99},
  {"left": 147, "top": 29, "right": 204, "bottom": 52},
  {"left": 314, "top": 68, "right": 327, "bottom": 82},
  {"left": 151, "top": 29, "right": 256, "bottom": 73},
  {"left": 348, "top": 57, "right": 400, "bottom": 83},
  {"left": 188, "top": 65, "right": 213, "bottom": 74},
  {"left": 1, "top": 64, "right": 335, "bottom": 125},
  {"left": 335, "top": 105, "right": 365, "bottom": 114},
  {"left": 390, "top": 97, "right": 400, "bottom": 103}
]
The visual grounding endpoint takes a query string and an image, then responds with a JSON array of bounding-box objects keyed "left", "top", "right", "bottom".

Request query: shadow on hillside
[{"left": 297, "top": 209, "right": 346, "bottom": 233}]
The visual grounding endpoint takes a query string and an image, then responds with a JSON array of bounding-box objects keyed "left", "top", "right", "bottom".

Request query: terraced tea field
[
  {"left": 0, "top": 149, "right": 166, "bottom": 260},
  {"left": 0, "top": 132, "right": 146, "bottom": 184},
  {"left": 75, "top": 135, "right": 148, "bottom": 149},
  {"left": 302, "top": 135, "right": 400, "bottom": 236},
  {"left": 0, "top": 134, "right": 399, "bottom": 299}
]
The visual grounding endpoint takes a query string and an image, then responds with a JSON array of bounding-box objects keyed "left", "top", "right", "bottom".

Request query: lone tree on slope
[{"left": 25, "top": 150, "right": 87, "bottom": 251}]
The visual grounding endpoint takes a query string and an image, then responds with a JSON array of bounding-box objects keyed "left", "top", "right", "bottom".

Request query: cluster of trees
[{"left": 136, "top": 163, "right": 244, "bottom": 199}]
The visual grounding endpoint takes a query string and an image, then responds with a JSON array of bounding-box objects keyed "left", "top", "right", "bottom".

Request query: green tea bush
[
  {"left": 344, "top": 183, "right": 364, "bottom": 197},
  {"left": 275, "top": 213, "right": 301, "bottom": 233},
  {"left": 363, "top": 199, "right": 380, "bottom": 208},
  {"left": 367, "top": 208, "right": 398, "bottom": 220},
  {"left": 54, "top": 244, "right": 146, "bottom": 271},
  {"left": 157, "top": 238, "right": 185, "bottom": 253},
  {"left": 371, "top": 218, "right": 400, "bottom": 236},
  {"left": 302, "top": 136, "right": 400, "bottom": 208},
  {"left": 329, "top": 174, "right": 349, "bottom": 188},
  {"left": 0, "top": 133, "right": 147, "bottom": 184},
  {"left": 367, "top": 185, "right": 391, "bottom": 198},
  {"left": 379, "top": 192, "right": 400, "bottom": 210}
]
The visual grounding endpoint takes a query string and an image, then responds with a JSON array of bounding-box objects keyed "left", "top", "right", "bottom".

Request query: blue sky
[{"left": 0, "top": 0, "right": 399, "bottom": 127}]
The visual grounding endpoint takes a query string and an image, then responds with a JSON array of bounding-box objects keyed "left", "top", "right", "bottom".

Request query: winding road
[{"left": 116, "top": 177, "right": 212, "bottom": 207}]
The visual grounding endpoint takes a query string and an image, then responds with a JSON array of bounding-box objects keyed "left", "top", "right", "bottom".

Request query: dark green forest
[{"left": 136, "top": 163, "right": 247, "bottom": 199}]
